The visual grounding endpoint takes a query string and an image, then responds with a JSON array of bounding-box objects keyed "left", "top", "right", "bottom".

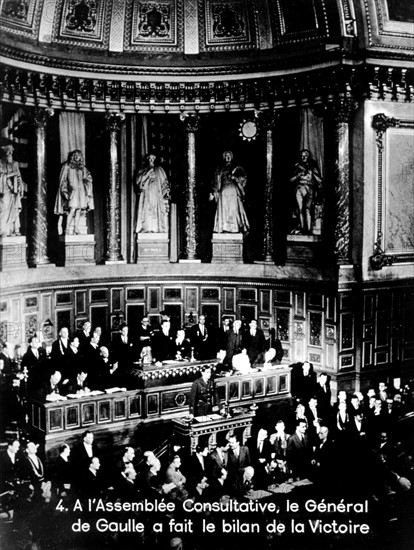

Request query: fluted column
[
  {"left": 182, "top": 114, "right": 200, "bottom": 261},
  {"left": 261, "top": 113, "right": 277, "bottom": 264},
  {"left": 28, "top": 107, "right": 54, "bottom": 267},
  {"left": 104, "top": 113, "right": 125, "bottom": 264},
  {"left": 332, "top": 99, "right": 356, "bottom": 264}
]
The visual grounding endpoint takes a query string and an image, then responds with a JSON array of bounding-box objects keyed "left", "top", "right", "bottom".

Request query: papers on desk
[
  {"left": 66, "top": 390, "right": 105, "bottom": 399},
  {"left": 267, "top": 483, "right": 295, "bottom": 494},
  {"left": 246, "top": 490, "right": 273, "bottom": 500},
  {"left": 105, "top": 387, "right": 127, "bottom": 394},
  {"left": 193, "top": 413, "right": 223, "bottom": 422},
  {"left": 267, "top": 479, "right": 313, "bottom": 494}
]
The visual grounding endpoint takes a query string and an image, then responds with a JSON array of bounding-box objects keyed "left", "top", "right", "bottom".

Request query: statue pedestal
[
  {"left": 58, "top": 234, "right": 96, "bottom": 267},
  {"left": 137, "top": 233, "right": 169, "bottom": 263},
  {"left": 0, "top": 236, "right": 27, "bottom": 271},
  {"left": 211, "top": 233, "right": 243, "bottom": 263},
  {"left": 286, "top": 234, "right": 322, "bottom": 265}
]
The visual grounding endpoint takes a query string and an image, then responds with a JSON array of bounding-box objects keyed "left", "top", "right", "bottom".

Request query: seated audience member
[
  {"left": 166, "top": 455, "right": 187, "bottom": 489},
  {"left": 36, "top": 369, "right": 64, "bottom": 401},
  {"left": 248, "top": 428, "right": 272, "bottom": 488},
  {"left": 0, "top": 439, "right": 20, "bottom": 492},
  {"left": 286, "top": 419, "right": 313, "bottom": 480},
  {"left": 270, "top": 420, "right": 291, "bottom": 457},
  {"left": 53, "top": 443, "right": 72, "bottom": 498},
  {"left": 174, "top": 329, "right": 191, "bottom": 360}
]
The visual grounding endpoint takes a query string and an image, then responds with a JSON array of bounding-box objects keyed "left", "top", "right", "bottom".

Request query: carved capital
[
  {"left": 372, "top": 113, "right": 400, "bottom": 151},
  {"left": 182, "top": 114, "right": 200, "bottom": 133},
  {"left": 105, "top": 113, "right": 125, "bottom": 132},
  {"left": 330, "top": 98, "right": 358, "bottom": 123},
  {"left": 31, "top": 107, "right": 54, "bottom": 128}
]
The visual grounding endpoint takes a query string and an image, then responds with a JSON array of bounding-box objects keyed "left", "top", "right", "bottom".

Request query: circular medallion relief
[{"left": 175, "top": 393, "right": 187, "bottom": 407}]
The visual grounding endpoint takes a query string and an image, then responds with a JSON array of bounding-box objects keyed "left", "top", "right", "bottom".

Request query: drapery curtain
[
  {"left": 299, "top": 108, "right": 324, "bottom": 177},
  {"left": 59, "top": 112, "right": 86, "bottom": 163}
]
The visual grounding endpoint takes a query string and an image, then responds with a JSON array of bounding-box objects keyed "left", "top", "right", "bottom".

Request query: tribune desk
[
  {"left": 172, "top": 409, "right": 256, "bottom": 453},
  {"left": 28, "top": 363, "right": 290, "bottom": 463}
]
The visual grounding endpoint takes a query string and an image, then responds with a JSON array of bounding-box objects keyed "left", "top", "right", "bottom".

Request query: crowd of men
[
  {"left": 6, "top": 314, "right": 283, "bottom": 400},
  {"left": 1, "top": 373, "right": 413, "bottom": 549}
]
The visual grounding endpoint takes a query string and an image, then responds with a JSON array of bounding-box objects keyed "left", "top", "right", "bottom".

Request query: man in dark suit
[
  {"left": 82, "top": 331, "right": 101, "bottom": 374},
  {"left": 225, "top": 319, "right": 244, "bottom": 369},
  {"left": 243, "top": 319, "right": 266, "bottom": 366},
  {"left": 209, "top": 435, "right": 228, "bottom": 481},
  {"left": 189, "top": 314, "right": 213, "bottom": 360},
  {"left": 247, "top": 428, "right": 273, "bottom": 488},
  {"left": 313, "top": 425, "right": 335, "bottom": 487},
  {"left": 0, "top": 439, "right": 20, "bottom": 493},
  {"left": 151, "top": 319, "right": 176, "bottom": 362},
  {"left": 0, "top": 341, "right": 15, "bottom": 374},
  {"left": 111, "top": 324, "right": 133, "bottom": 370},
  {"left": 81, "top": 456, "right": 104, "bottom": 498},
  {"left": 89, "top": 346, "right": 118, "bottom": 390},
  {"left": 53, "top": 443, "right": 72, "bottom": 498},
  {"left": 24, "top": 336, "right": 47, "bottom": 395},
  {"left": 76, "top": 320, "right": 92, "bottom": 353},
  {"left": 286, "top": 419, "right": 313, "bottom": 479},
  {"left": 290, "top": 361, "right": 317, "bottom": 403},
  {"left": 51, "top": 327, "right": 70, "bottom": 368},
  {"left": 215, "top": 316, "right": 231, "bottom": 356},
  {"left": 174, "top": 328, "right": 192, "bottom": 360},
  {"left": 36, "top": 369, "right": 63, "bottom": 401},
  {"left": 72, "top": 430, "right": 99, "bottom": 471},
  {"left": 135, "top": 316, "right": 154, "bottom": 354},
  {"left": 227, "top": 433, "right": 251, "bottom": 493}
]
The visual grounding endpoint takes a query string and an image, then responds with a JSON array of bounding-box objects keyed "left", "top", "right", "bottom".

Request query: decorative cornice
[{"left": 1, "top": 65, "right": 412, "bottom": 114}]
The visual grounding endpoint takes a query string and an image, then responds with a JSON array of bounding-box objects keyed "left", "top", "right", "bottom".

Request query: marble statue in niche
[
  {"left": 209, "top": 150, "right": 249, "bottom": 234},
  {"left": 0, "top": 144, "right": 24, "bottom": 237},
  {"left": 54, "top": 149, "right": 94, "bottom": 235},
  {"left": 289, "top": 149, "right": 324, "bottom": 236},
  {"left": 135, "top": 153, "right": 170, "bottom": 233}
]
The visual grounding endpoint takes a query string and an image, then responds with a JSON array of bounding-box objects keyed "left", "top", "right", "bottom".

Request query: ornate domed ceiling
[
  {"left": 0, "top": 0, "right": 412, "bottom": 79},
  {"left": 0, "top": 0, "right": 412, "bottom": 113}
]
